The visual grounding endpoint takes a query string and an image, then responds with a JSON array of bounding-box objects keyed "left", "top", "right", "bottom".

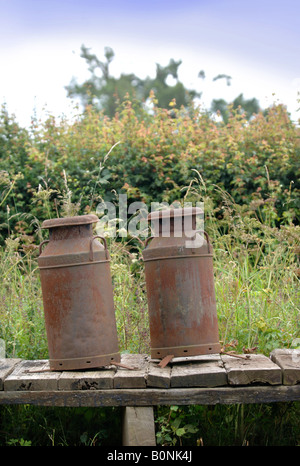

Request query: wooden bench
[{"left": 1, "top": 349, "right": 300, "bottom": 446}]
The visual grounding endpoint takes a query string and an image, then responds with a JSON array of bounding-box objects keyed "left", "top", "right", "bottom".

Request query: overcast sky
[{"left": 0, "top": 0, "right": 299, "bottom": 127}]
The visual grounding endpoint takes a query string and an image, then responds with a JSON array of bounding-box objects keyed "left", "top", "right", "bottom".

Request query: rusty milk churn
[
  {"left": 38, "top": 214, "right": 120, "bottom": 370},
  {"left": 142, "top": 207, "right": 221, "bottom": 359}
]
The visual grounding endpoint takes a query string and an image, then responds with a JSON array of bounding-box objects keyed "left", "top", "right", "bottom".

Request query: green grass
[
  {"left": 155, "top": 403, "right": 300, "bottom": 446},
  {"left": 211, "top": 205, "right": 300, "bottom": 354},
  {"left": 0, "top": 405, "right": 122, "bottom": 446},
  {"left": 0, "top": 238, "right": 47, "bottom": 360}
]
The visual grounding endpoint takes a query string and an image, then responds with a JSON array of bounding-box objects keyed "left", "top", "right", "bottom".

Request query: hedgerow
[{"left": 0, "top": 96, "right": 299, "bottom": 243}]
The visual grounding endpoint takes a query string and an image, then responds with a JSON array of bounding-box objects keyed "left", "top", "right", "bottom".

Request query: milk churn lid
[
  {"left": 41, "top": 214, "right": 99, "bottom": 229},
  {"left": 147, "top": 206, "right": 202, "bottom": 221}
]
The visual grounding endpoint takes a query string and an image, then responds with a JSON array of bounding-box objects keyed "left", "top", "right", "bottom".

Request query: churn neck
[
  {"left": 41, "top": 214, "right": 99, "bottom": 240},
  {"left": 148, "top": 207, "right": 202, "bottom": 237}
]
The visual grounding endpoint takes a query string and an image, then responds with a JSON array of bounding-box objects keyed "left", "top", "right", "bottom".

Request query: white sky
[{"left": 0, "top": 0, "right": 299, "bottom": 127}]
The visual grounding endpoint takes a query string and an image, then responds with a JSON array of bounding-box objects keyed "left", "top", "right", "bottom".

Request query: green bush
[
  {"left": 0, "top": 97, "right": 299, "bottom": 245},
  {"left": 155, "top": 403, "right": 300, "bottom": 446}
]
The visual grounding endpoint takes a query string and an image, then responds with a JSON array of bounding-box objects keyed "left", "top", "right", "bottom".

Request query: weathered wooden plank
[
  {"left": 0, "top": 359, "right": 21, "bottom": 390},
  {"left": 270, "top": 349, "right": 300, "bottom": 385},
  {"left": 171, "top": 354, "right": 221, "bottom": 363},
  {"left": 4, "top": 360, "right": 60, "bottom": 391},
  {"left": 221, "top": 354, "right": 282, "bottom": 385},
  {"left": 171, "top": 358, "right": 227, "bottom": 388},
  {"left": 58, "top": 368, "right": 116, "bottom": 390},
  {"left": 146, "top": 362, "right": 171, "bottom": 388},
  {"left": 147, "top": 354, "right": 223, "bottom": 389},
  {"left": 122, "top": 407, "right": 156, "bottom": 446},
  {"left": 1, "top": 385, "right": 300, "bottom": 407},
  {"left": 113, "top": 354, "right": 149, "bottom": 389}
]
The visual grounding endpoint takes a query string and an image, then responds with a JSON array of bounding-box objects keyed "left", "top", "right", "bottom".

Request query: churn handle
[
  {"left": 39, "top": 239, "right": 49, "bottom": 256},
  {"left": 90, "top": 235, "right": 108, "bottom": 261},
  {"left": 194, "top": 230, "right": 211, "bottom": 254},
  {"left": 144, "top": 236, "right": 154, "bottom": 248}
]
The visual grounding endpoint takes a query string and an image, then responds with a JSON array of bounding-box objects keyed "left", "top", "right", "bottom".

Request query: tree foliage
[
  {"left": 211, "top": 93, "right": 261, "bottom": 123},
  {"left": 66, "top": 46, "right": 261, "bottom": 120},
  {"left": 66, "top": 45, "right": 198, "bottom": 117},
  {"left": 66, "top": 46, "right": 145, "bottom": 117}
]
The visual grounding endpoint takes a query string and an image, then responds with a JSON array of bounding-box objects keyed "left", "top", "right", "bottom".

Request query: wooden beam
[
  {"left": 113, "top": 354, "right": 149, "bottom": 389},
  {"left": 1, "top": 385, "right": 300, "bottom": 407},
  {"left": 4, "top": 360, "right": 60, "bottom": 391},
  {"left": 171, "top": 358, "right": 227, "bottom": 388},
  {"left": 147, "top": 361, "right": 171, "bottom": 388},
  {"left": 122, "top": 407, "right": 156, "bottom": 446},
  {"left": 221, "top": 354, "right": 282, "bottom": 386},
  {"left": 58, "top": 368, "right": 116, "bottom": 390}
]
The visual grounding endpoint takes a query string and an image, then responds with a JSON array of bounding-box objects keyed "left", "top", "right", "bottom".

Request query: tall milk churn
[
  {"left": 38, "top": 214, "right": 120, "bottom": 370},
  {"left": 142, "top": 207, "right": 221, "bottom": 359}
]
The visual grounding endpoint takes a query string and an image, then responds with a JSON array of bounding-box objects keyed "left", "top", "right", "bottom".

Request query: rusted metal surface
[
  {"left": 157, "top": 355, "right": 175, "bottom": 368},
  {"left": 38, "top": 214, "right": 120, "bottom": 371},
  {"left": 143, "top": 207, "right": 221, "bottom": 359}
]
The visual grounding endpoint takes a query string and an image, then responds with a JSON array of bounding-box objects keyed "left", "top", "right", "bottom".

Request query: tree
[
  {"left": 66, "top": 45, "right": 145, "bottom": 117},
  {"left": 142, "top": 59, "right": 200, "bottom": 109},
  {"left": 211, "top": 93, "right": 261, "bottom": 123},
  {"left": 66, "top": 46, "right": 199, "bottom": 117},
  {"left": 66, "top": 45, "right": 262, "bottom": 121}
]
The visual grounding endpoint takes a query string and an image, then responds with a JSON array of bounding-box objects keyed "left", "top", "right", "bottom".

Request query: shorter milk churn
[
  {"left": 38, "top": 214, "right": 120, "bottom": 370},
  {"left": 142, "top": 207, "right": 221, "bottom": 359}
]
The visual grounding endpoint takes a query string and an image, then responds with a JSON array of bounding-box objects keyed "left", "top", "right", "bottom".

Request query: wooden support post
[{"left": 122, "top": 406, "right": 156, "bottom": 446}]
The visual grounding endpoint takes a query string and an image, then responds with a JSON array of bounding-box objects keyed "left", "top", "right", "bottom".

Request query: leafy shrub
[
  {"left": 0, "top": 97, "right": 299, "bottom": 245},
  {"left": 155, "top": 403, "right": 300, "bottom": 446}
]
